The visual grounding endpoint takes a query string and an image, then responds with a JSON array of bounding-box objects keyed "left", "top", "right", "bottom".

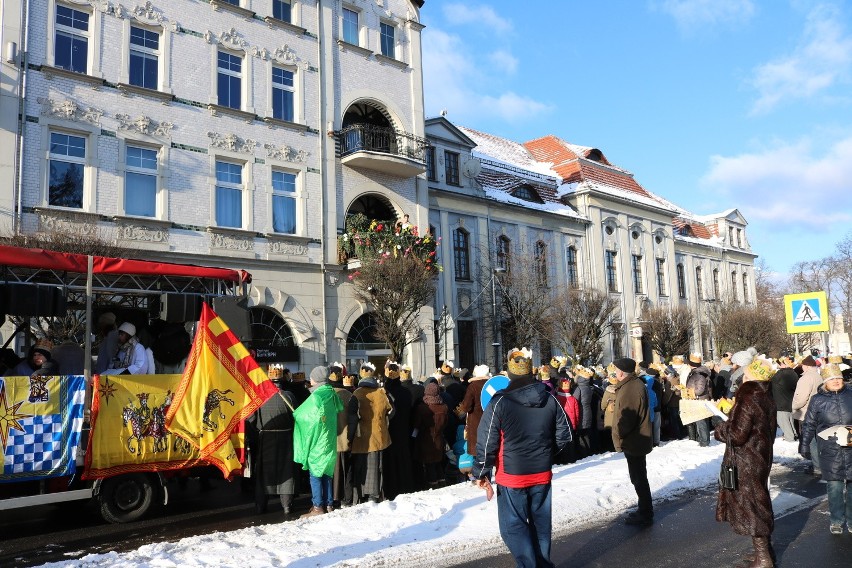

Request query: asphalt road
[{"left": 454, "top": 463, "right": 852, "bottom": 568}]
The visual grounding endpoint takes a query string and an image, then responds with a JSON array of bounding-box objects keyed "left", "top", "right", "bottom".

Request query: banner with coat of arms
[
  {"left": 165, "top": 303, "right": 277, "bottom": 478},
  {"left": 0, "top": 375, "right": 86, "bottom": 483},
  {"left": 83, "top": 373, "right": 247, "bottom": 479}
]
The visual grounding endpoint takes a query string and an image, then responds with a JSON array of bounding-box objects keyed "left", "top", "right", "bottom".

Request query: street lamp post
[{"left": 492, "top": 268, "right": 505, "bottom": 369}]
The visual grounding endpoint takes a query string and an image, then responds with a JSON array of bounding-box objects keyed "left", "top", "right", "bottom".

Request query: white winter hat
[
  {"left": 472, "top": 364, "right": 491, "bottom": 379},
  {"left": 118, "top": 322, "right": 137, "bottom": 337},
  {"left": 731, "top": 347, "right": 757, "bottom": 367}
]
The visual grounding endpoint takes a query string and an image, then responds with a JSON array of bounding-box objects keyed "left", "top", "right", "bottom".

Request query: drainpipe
[
  {"left": 13, "top": 0, "right": 31, "bottom": 235},
  {"left": 317, "top": 0, "right": 330, "bottom": 364}
]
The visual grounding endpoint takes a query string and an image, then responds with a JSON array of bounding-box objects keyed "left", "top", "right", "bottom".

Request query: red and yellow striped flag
[{"left": 166, "top": 302, "right": 277, "bottom": 478}]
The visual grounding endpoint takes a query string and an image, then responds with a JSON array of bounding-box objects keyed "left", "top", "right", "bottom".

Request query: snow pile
[{"left": 41, "top": 438, "right": 805, "bottom": 568}]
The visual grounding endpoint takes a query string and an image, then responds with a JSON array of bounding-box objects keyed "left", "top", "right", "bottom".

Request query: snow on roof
[
  {"left": 482, "top": 186, "right": 587, "bottom": 221},
  {"left": 458, "top": 125, "right": 557, "bottom": 177},
  {"left": 576, "top": 180, "right": 680, "bottom": 213}
]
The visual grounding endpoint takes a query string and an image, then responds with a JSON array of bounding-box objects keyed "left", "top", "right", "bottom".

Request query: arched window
[
  {"left": 535, "top": 241, "right": 547, "bottom": 285},
  {"left": 676, "top": 263, "right": 686, "bottom": 299},
  {"left": 249, "top": 306, "right": 298, "bottom": 363},
  {"left": 512, "top": 185, "right": 544, "bottom": 204},
  {"left": 496, "top": 235, "right": 511, "bottom": 272},
  {"left": 347, "top": 313, "right": 385, "bottom": 351},
  {"left": 566, "top": 246, "right": 578, "bottom": 288},
  {"left": 453, "top": 228, "right": 470, "bottom": 280}
]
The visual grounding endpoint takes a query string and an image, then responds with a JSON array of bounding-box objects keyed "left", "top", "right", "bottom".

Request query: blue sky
[{"left": 421, "top": 0, "right": 852, "bottom": 278}]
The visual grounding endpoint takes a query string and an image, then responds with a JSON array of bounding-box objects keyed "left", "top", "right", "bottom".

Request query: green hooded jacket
[{"left": 293, "top": 384, "right": 344, "bottom": 477}]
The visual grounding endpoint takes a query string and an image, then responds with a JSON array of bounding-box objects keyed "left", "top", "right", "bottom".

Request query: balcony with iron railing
[{"left": 335, "top": 124, "right": 428, "bottom": 178}]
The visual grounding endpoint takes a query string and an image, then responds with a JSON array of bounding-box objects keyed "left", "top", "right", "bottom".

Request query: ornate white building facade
[
  {"left": 425, "top": 117, "right": 758, "bottom": 369},
  {"left": 1, "top": 0, "right": 434, "bottom": 375}
]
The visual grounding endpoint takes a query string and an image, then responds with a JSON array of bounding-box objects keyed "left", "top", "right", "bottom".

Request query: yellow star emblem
[{"left": 0, "top": 382, "right": 32, "bottom": 450}]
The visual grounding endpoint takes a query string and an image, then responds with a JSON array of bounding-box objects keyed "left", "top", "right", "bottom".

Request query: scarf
[{"left": 111, "top": 336, "right": 140, "bottom": 369}]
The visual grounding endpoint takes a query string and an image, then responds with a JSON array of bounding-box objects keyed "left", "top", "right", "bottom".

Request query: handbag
[{"left": 719, "top": 436, "right": 738, "bottom": 490}]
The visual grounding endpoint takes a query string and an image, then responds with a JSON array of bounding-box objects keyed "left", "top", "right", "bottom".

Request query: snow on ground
[{"left": 42, "top": 438, "right": 806, "bottom": 568}]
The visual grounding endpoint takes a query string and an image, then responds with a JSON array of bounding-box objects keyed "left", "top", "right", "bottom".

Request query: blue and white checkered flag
[{"left": 1, "top": 375, "right": 86, "bottom": 482}]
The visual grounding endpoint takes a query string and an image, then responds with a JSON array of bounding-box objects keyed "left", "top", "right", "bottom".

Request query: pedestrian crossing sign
[{"left": 784, "top": 291, "right": 829, "bottom": 334}]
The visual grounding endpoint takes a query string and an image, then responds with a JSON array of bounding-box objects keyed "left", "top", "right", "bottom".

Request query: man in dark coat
[
  {"left": 382, "top": 361, "right": 414, "bottom": 500},
  {"left": 473, "top": 348, "right": 571, "bottom": 568},
  {"left": 715, "top": 357, "right": 777, "bottom": 567},
  {"left": 772, "top": 356, "right": 799, "bottom": 442},
  {"left": 573, "top": 366, "right": 598, "bottom": 457},
  {"left": 685, "top": 353, "right": 713, "bottom": 446},
  {"left": 799, "top": 364, "right": 852, "bottom": 534},
  {"left": 611, "top": 357, "right": 654, "bottom": 527},
  {"left": 246, "top": 377, "right": 299, "bottom": 514}
]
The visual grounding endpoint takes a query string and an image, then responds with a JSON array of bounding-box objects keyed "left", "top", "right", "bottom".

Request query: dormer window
[
  {"left": 586, "top": 149, "right": 603, "bottom": 162},
  {"left": 679, "top": 224, "right": 693, "bottom": 237},
  {"left": 512, "top": 185, "right": 544, "bottom": 204}
]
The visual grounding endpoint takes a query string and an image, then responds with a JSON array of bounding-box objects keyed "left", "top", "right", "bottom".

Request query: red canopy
[{"left": 0, "top": 244, "right": 251, "bottom": 284}]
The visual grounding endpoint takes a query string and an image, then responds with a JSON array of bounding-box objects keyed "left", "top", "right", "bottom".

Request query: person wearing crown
[
  {"left": 471, "top": 348, "right": 571, "bottom": 568},
  {"left": 347, "top": 362, "right": 394, "bottom": 504}
]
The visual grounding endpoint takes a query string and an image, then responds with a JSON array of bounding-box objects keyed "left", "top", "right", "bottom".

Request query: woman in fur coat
[{"left": 714, "top": 357, "right": 778, "bottom": 568}]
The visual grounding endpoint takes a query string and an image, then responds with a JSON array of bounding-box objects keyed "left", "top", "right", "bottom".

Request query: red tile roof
[{"left": 672, "top": 217, "right": 713, "bottom": 239}]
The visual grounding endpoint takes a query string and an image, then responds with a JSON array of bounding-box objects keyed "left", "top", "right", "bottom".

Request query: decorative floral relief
[
  {"left": 39, "top": 213, "right": 99, "bottom": 237},
  {"left": 205, "top": 27, "right": 250, "bottom": 52},
  {"left": 116, "top": 223, "right": 169, "bottom": 243},
  {"left": 38, "top": 97, "right": 103, "bottom": 125},
  {"left": 269, "top": 241, "right": 307, "bottom": 256},
  {"left": 210, "top": 232, "right": 254, "bottom": 252},
  {"left": 208, "top": 132, "right": 256, "bottom": 154},
  {"left": 116, "top": 114, "right": 174, "bottom": 138},
  {"left": 264, "top": 143, "right": 307, "bottom": 162}
]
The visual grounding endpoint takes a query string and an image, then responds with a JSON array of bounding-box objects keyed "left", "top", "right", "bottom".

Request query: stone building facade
[{"left": 1, "top": 0, "right": 434, "bottom": 375}]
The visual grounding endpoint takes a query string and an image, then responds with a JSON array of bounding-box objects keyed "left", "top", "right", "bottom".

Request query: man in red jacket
[{"left": 472, "top": 348, "right": 572, "bottom": 568}]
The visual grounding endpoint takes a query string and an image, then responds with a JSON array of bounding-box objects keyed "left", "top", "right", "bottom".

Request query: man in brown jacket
[
  {"left": 612, "top": 357, "right": 654, "bottom": 527},
  {"left": 347, "top": 362, "right": 394, "bottom": 503}
]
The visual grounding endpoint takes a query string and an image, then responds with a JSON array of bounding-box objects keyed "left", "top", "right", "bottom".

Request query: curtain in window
[
  {"left": 272, "top": 195, "right": 296, "bottom": 234},
  {"left": 216, "top": 186, "right": 242, "bottom": 228}
]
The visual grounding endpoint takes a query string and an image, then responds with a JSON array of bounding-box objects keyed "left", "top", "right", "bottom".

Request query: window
[
  {"left": 380, "top": 22, "right": 395, "bottom": 58},
  {"left": 742, "top": 274, "right": 749, "bottom": 304},
  {"left": 48, "top": 132, "right": 86, "bottom": 208},
  {"left": 342, "top": 8, "right": 359, "bottom": 45},
  {"left": 497, "top": 236, "right": 511, "bottom": 272},
  {"left": 736, "top": 228, "right": 743, "bottom": 248},
  {"left": 425, "top": 147, "right": 436, "bottom": 181},
  {"left": 695, "top": 266, "right": 703, "bottom": 299},
  {"left": 125, "top": 146, "right": 157, "bottom": 217},
  {"left": 512, "top": 185, "right": 544, "bottom": 203},
  {"left": 272, "top": 0, "right": 291, "bottom": 22},
  {"left": 656, "top": 258, "right": 666, "bottom": 296},
  {"left": 453, "top": 228, "right": 470, "bottom": 280},
  {"left": 713, "top": 268, "right": 720, "bottom": 299},
  {"left": 605, "top": 250, "right": 618, "bottom": 293},
  {"left": 129, "top": 26, "right": 159, "bottom": 90},
  {"left": 272, "top": 66, "right": 294, "bottom": 121},
  {"left": 632, "top": 254, "right": 643, "bottom": 294},
  {"left": 728, "top": 226, "right": 735, "bottom": 246},
  {"left": 272, "top": 170, "right": 296, "bottom": 234},
  {"left": 535, "top": 241, "right": 547, "bottom": 285},
  {"left": 215, "top": 161, "right": 243, "bottom": 228},
  {"left": 55, "top": 4, "right": 89, "bottom": 73},
  {"left": 566, "top": 246, "right": 578, "bottom": 288},
  {"left": 445, "top": 151, "right": 460, "bottom": 185},
  {"left": 676, "top": 263, "right": 686, "bottom": 299},
  {"left": 217, "top": 51, "right": 242, "bottom": 109},
  {"left": 611, "top": 323, "right": 625, "bottom": 359},
  {"left": 731, "top": 271, "right": 738, "bottom": 302}
]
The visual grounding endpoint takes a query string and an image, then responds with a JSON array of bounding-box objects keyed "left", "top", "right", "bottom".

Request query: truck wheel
[{"left": 99, "top": 473, "right": 156, "bottom": 523}]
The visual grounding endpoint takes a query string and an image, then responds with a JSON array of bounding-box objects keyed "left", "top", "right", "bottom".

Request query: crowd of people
[{"left": 247, "top": 347, "right": 852, "bottom": 568}]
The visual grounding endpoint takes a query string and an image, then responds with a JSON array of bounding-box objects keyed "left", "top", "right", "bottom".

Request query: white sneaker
[{"left": 830, "top": 524, "right": 843, "bottom": 534}]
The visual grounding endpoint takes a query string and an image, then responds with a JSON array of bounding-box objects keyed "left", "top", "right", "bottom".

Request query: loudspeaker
[
  {"left": 3, "top": 283, "right": 67, "bottom": 317},
  {"left": 211, "top": 296, "right": 251, "bottom": 342},
  {"left": 159, "top": 293, "right": 202, "bottom": 323}
]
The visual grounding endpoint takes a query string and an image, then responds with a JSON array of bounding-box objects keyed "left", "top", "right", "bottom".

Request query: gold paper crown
[
  {"left": 343, "top": 374, "right": 355, "bottom": 387},
  {"left": 550, "top": 356, "right": 567, "bottom": 370},
  {"left": 671, "top": 355, "right": 684, "bottom": 365},
  {"left": 828, "top": 355, "right": 843, "bottom": 364},
  {"left": 507, "top": 347, "right": 533, "bottom": 376},
  {"left": 359, "top": 362, "right": 376, "bottom": 378},
  {"left": 688, "top": 353, "right": 703, "bottom": 365},
  {"left": 606, "top": 363, "right": 617, "bottom": 378},
  {"left": 821, "top": 363, "right": 843, "bottom": 381},
  {"left": 575, "top": 365, "right": 594, "bottom": 379},
  {"left": 440, "top": 360, "right": 454, "bottom": 374},
  {"left": 746, "top": 358, "right": 775, "bottom": 381},
  {"left": 649, "top": 362, "right": 667, "bottom": 374}
]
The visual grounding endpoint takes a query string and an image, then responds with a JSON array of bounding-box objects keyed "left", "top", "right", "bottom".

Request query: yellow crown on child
[
  {"left": 507, "top": 347, "right": 533, "bottom": 376},
  {"left": 746, "top": 358, "right": 775, "bottom": 381}
]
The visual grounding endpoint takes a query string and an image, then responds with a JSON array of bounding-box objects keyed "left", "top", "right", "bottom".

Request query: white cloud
[
  {"left": 700, "top": 136, "right": 852, "bottom": 230},
  {"left": 442, "top": 3, "right": 513, "bottom": 34},
  {"left": 488, "top": 50, "right": 518, "bottom": 74},
  {"left": 750, "top": 4, "right": 852, "bottom": 114},
  {"left": 655, "top": 0, "right": 755, "bottom": 32},
  {"left": 422, "top": 28, "right": 552, "bottom": 125}
]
